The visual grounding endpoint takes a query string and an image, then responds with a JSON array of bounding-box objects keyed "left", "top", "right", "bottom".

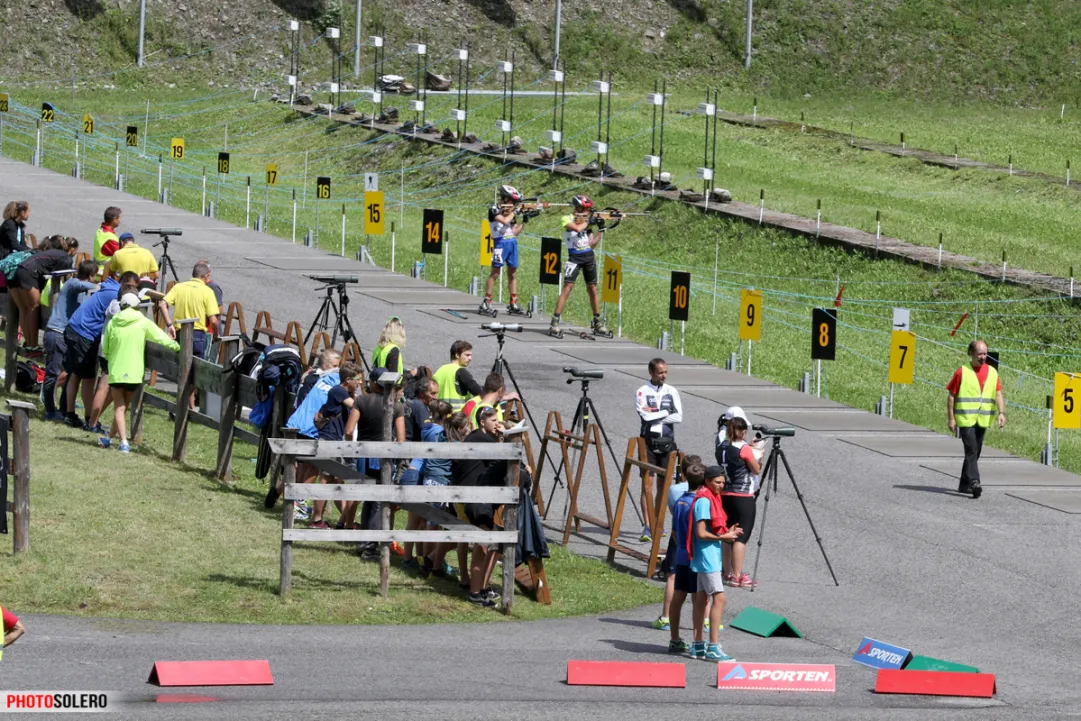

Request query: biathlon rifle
[
  {"left": 580, "top": 206, "right": 654, "bottom": 230},
  {"left": 513, "top": 197, "right": 572, "bottom": 212}
]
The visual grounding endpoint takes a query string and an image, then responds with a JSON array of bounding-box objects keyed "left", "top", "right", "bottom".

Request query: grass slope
[{"left": 0, "top": 390, "right": 661, "bottom": 624}]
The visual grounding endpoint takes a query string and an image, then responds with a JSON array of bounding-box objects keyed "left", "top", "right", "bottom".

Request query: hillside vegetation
[{"left": 3, "top": 0, "right": 1081, "bottom": 102}]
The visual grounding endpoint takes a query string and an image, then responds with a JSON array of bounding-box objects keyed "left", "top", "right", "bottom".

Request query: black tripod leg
[
  {"left": 778, "top": 449, "right": 840, "bottom": 586},
  {"left": 748, "top": 449, "right": 779, "bottom": 592},
  {"left": 338, "top": 306, "right": 369, "bottom": 372},
  {"left": 500, "top": 359, "right": 561, "bottom": 508}
]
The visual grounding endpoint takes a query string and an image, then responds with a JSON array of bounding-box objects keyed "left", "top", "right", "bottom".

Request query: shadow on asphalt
[
  {"left": 600, "top": 638, "right": 667, "bottom": 655},
  {"left": 893, "top": 484, "right": 966, "bottom": 496},
  {"left": 597, "top": 617, "right": 656, "bottom": 630}
]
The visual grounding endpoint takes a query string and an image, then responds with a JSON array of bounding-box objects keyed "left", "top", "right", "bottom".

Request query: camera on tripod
[
  {"left": 751, "top": 424, "right": 796, "bottom": 437},
  {"left": 563, "top": 366, "right": 604, "bottom": 380},
  {"left": 481, "top": 322, "right": 523, "bottom": 333},
  {"left": 309, "top": 275, "right": 359, "bottom": 285}
]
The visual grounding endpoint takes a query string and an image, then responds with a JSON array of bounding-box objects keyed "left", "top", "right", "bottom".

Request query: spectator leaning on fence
[
  {"left": 63, "top": 272, "right": 121, "bottom": 429},
  {"left": 42, "top": 259, "right": 98, "bottom": 421},
  {"left": 416, "top": 400, "right": 460, "bottom": 578},
  {"left": 98, "top": 292, "right": 180, "bottom": 453},
  {"left": 307, "top": 362, "right": 365, "bottom": 530},
  {"left": 104, "top": 233, "right": 159, "bottom": 283},
  {"left": 10, "top": 235, "right": 78, "bottom": 356},
  {"left": 85, "top": 272, "right": 141, "bottom": 435},
  {"left": 159, "top": 262, "right": 219, "bottom": 359}
]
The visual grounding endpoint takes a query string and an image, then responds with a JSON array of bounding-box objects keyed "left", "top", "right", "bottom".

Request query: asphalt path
[{"left": 3, "top": 157, "right": 1081, "bottom": 719}]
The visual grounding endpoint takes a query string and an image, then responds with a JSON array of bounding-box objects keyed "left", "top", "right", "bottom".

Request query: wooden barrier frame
[
  {"left": 606, "top": 437, "right": 679, "bottom": 578},
  {"left": 3, "top": 401, "right": 34, "bottom": 554},
  {"left": 533, "top": 410, "right": 613, "bottom": 546},
  {"left": 221, "top": 301, "right": 247, "bottom": 338},
  {"left": 270, "top": 436, "right": 525, "bottom": 613}
]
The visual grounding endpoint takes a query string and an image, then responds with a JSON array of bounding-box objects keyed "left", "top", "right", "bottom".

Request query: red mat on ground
[
  {"left": 566, "top": 660, "right": 686, "bottom": 688},
  {"left": 148, "top": 660, "right": 274, "bottom": 687},
  {"left": 874, "top": 669, "right": 995, "bottom": 698}
]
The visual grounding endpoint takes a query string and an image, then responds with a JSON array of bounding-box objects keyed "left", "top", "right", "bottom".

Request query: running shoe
[
  {"left": 118, "top": 441, "right": 131, "bottom": 454},
  {"left": 390, "top": 542, "right": 406, "bottom": 556},
  {"left": 724, "top": 573, "right": 740, "bottom": 587},
  {"left": 82, "top": 422, "right": 106, "bottom": 434},
  {"left": 468, "top": 592, "right": 497, "bottom": 607},
  {"left": 971, "top": 483, "right": 983, "bottom": 499},
  {"left": 309, "top": 519, "right": 330, "bottom": 530},
  {"left": 639, "top": 526, "right": 652, "bottom": 543},
  {"left": 689, "top": 641, "right": 706, "bottom": 660},
  {"left": 704, "top": 644, "right": 734, "bottom": 662},
  {"left": 667, "top": 638, "right": 690, "bottom": 654},
  {"left": 738, "top": 573, "right": 759, "bottom": 589},
  {"left": 651, "top": 616, "right": 671, "bottom": 631},
  {"left": 97, "top": 437, "right": 111, "bottom": 449},
  {"left": 402, "top": 557, "right": 421, "bottom": 573},
  {"left": 293, "top": 503, "right": 311, "bottom": 521}
]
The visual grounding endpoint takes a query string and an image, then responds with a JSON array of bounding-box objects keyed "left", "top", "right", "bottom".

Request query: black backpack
[
  {"left": 15, "top": 360, "right": 43, "bottom": 394},
  {"left": 255, "top": 344, "right": 303, "bottom": 401}
]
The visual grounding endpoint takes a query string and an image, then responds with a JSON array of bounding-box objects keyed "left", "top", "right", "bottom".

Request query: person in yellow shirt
[
  {"left": 103, "top": 233, "right": 159, "bottom": 282},
  {"left": 159, "top": 262, "right": 220, "bottom": 360}
]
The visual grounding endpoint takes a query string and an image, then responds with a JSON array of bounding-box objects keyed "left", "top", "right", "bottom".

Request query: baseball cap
[
  {"left": 118, "top": 232, "right": 135, "bottom": 242},
  {"left": 704, "top": 465, "right": 725, "bottom": 479},
  {"left": 368, "top": 368, "right": 386, "bottom": 383},
  {"left": 119, "top": 292, "right": 142, "bottom": 309},
  {"left": 722, "top": 406, "right": 749, "bottom": 423}
]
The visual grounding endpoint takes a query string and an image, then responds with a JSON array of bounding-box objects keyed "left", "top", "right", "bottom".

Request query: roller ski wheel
[
  {"left": 591, "top": 319, "right": 614, "bottom": 338},
  {"left": 506, "top": 303, "right": 532, "bottom": 318},
  {"left": 548, "top": 322, "right": 564, "bottom": 339},
  {"left": 477, "top": 299, "right": 499, "bottom": 318}
]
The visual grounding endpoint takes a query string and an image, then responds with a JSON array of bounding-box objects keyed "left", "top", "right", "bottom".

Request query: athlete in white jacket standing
[{"left": 635, "top": 358, "right": 683, "bottom": 542}]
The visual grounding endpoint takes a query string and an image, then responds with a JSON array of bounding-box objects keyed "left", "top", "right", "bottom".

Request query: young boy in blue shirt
[
  {"left": 666, "top": 461, "right": 705, "bottom": 654},
  {"left": 688, "top": 465, "right": 741, "bottom": 661}
]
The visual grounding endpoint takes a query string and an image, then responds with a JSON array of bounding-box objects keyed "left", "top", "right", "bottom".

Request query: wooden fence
[{"left": 2, "top": 401, "right": 34, "bottom": 554}]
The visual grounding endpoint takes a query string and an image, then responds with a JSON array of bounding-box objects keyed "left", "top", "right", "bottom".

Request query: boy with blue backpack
[{"left": 666, "top": 461, "right": 705, "bottom": 654}]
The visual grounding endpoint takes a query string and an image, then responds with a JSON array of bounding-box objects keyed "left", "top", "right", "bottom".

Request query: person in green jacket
[{"left": 98, "top": 292, "right": 179, "bottom": 453}]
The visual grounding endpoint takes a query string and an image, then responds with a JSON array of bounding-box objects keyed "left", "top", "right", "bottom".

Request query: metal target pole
[
  {"left": 650, "top": 80, "right": 658, "bottom": 184},
  {"left": 501, "top": 53, "right": 509, "bottom": 148},
  {"left": 463, "top": 44, "right": 471, "bottom": 141},
  {"left": 604, "top": 71, "right": 613, "bottom": 170},
  {"left": 658, "top": 79, "right": 667, "bottom": 179},
  {"left": 558, "top": 60, "right": 566, "bottom": 156}
]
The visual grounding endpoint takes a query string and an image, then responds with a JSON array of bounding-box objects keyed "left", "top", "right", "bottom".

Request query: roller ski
[
  {"left": 591, "top": 316, "right": 615, "bottom": 339},
  {"left": 506, "top": 300, "right": 532, "bottom": 318},
  {"left": 548, "top": 316, "right": 565, "bottom": 339},
  {"left": 477, "top": 297, "right": 499, "bottom": 319}
]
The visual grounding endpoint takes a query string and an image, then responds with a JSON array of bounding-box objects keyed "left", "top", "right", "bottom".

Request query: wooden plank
[
  {"left": 300, "top": 458, "right": 369, "bottom": 481},
  {"left": 215, "top": 337, "right": 241, "bottom": 481},
  {"left": 172, "top": 321, "right": 196, "bottom": 463},
  {"left": 283, "top": 529, "right": 517, "bottom": 543},
  {"left": 142, "top": 392, "right": 176, "bottom": 413},
  {"left": 279, "top": 442, "right": 297, "bottom": 596},
  {"left": 145, "top": 341, "right": 178, "bottom": 374},
  {"left": 267, "top": 439, "right": 522, "bottom": 461},
  {"left": 234, "top": 426, "right": 260, "bottom": 446},
  {"left": 285, "top": 483, "right": 519, "bottom": 504},
  {"left": 399, "top": 502, "right": 476, "bottom": 531},
  {"left": 9, "top": 403, "right": 31, "bottom": 553},
  {"left": 192, "top": 358, "right": 223, "bottom": 395}
]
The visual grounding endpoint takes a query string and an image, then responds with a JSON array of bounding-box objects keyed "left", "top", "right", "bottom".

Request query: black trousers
[{"left": 959, "top": 425, "right": 986, "bottom": 487}]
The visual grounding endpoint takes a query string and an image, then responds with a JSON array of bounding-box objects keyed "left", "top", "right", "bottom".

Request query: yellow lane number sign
[{"left": 888, "top": 330, "right": 915, "bottom": 385}]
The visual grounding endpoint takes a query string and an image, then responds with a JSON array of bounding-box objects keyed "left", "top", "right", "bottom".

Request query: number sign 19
[
  {"left": 539, "top": 237, "right": 561, "bottom": 286},
  {"left": 421, "top": 208, "right": 443, "bottom": 254},
  {"left": 670, "top": 271, "right": 690, "bottom": 322},
  {"left": 811, "top": 308, "right": 837, "bottom": 361}
]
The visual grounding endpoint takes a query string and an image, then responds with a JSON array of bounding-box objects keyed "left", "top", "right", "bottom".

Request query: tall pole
[
  {"left": 354, "top": 0, "right": 363, "bottom": 78},
  {"left": 137, "top": 0, "right": 147, "bottom": 68},
  {"left": 744, "top": 0, "right": 753, "bottom": 69},
  {"left": 553, "top": 0, "right": 562, "bottom": 71}
]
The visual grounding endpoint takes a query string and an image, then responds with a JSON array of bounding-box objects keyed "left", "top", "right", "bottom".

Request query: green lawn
[
  {"left": 0, "top": 390, "right": 660, "bottom": 624},
  {"left": 3, "top": 88, "right": 1081, "bottom": 476}
]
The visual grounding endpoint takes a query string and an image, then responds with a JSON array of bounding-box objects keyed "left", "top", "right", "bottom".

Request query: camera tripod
[
  {"left": 544, "top": 375, "right": 642, "bottom": 525},
  {"left": 306, "top": 282, "right": 368, "bottom": 372},
  {"left": 153, "top": 236, "right": 180, "bottom": 291},
  {"left": 749, "top": 435, "right": 839, "bottom": 589}
]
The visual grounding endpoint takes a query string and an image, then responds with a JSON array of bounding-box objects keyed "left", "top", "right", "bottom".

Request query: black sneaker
[
  {"left": 468, "top": 591, "right": 497, "bottom": 607},
  {"left": 958, "top": 483, "right": 973, "bottom": 495},
  {"left": 64, "top": 413, "right": 83, "bottom": 428},
  {"left": 971, "top": 484, "right": 983, "bottom": 499},
  {"left": 483, "top": 587, "right": 501, "bottom": 602},
  {"left": 264, "top": 487, "right": 281, "bottom": 509}
]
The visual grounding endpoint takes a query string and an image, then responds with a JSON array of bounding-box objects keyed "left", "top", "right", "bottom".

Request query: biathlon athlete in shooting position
[
  {"left": 480, "top": 185, "right": 538, "bottom": 318},
  {"left": 549, "top": 195, "right": 611, "bottom": 338}
]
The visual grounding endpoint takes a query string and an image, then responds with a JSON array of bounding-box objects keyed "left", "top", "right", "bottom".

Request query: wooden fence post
[
  {"left": 172, "top": 319, "right": 195, "bottom": 462},
  {"left": 378, "top": 377, "right": 397, "bottom": 598},
  {"left": 215, "top": 336, "right": 241, "bottom": 480},
  {"left": 279, "top": 440, "right": 297, "bottom": 596},
  {"left": 4, "top": 298, "right": 18, "bottom": 392},
  {"left": 130, "top": 382, "right": 147, "bottom": 444},
  {"left": 7, "top": 400, "right": 33, "bottom": 554},
  {"left": 501, "top": 434, "right": 522, "bottom": 614}
]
